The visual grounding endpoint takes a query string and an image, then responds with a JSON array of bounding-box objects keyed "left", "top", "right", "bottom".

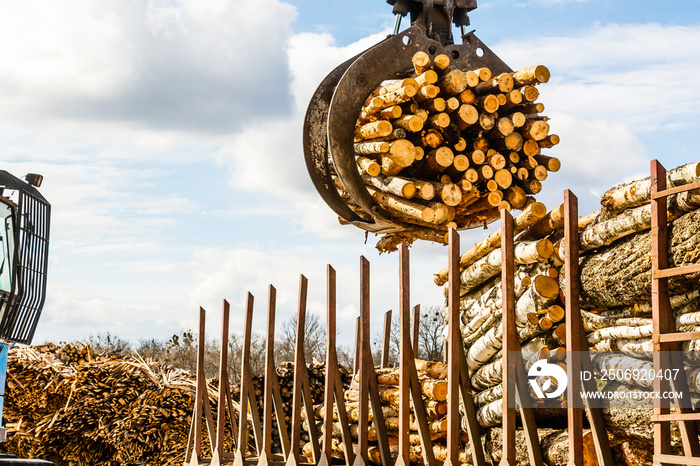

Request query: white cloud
[
  {"left": 0, "top": 0, "right": 298, "bottom": 132},
  {"left": 496, "top": 23, "right": 700, "bottom": 133},
  {"left": 14, "top": 11, "right": 700, "bottom": 350},
  {"left": 484, "top": 22, "right": 700, "bottom": 211},
  {"left": 214, "top": 28, "right": 391, "bottom": 238},
  {"left": 287, "top": 31, "right": 389, "bottom": 112}
]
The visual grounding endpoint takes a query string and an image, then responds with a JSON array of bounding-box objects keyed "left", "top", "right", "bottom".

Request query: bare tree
[
  {"left": 228, "top": 332, "right": 267, "bottom": 377},
  {"left": 416, "top": 305, "right": 444, "bottom": 361},
  {"left": 274, "top": 313, "right": 326, "bottom": 365},
  {"left": 370, "top": 304, "right": 445, "bottom": 365},
  {"left": 87, "top": 332, "right": 131, "bottom": 354}
]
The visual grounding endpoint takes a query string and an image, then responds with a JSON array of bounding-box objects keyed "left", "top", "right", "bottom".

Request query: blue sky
[{"left": 1, "top": 0, "right": 698, "bottom": 349}]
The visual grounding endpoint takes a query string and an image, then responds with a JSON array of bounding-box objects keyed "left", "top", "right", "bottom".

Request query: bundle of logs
[
  {"left": 337, "top": 51, "right": 558, "bottom": 252},
  {"left": 432, "top": 161, "right": 700, "bottom": 465}
]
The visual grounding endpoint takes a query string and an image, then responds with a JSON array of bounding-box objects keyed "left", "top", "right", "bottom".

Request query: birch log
[
  {"left": 471, "top": 358, "right": 503, "bottom": 392},
  {"left": 467, "top": 325, "right": 502, "bottom": 372},
  {"left": 600, "top": 162, "right": 700, "bottom": 214},
  {"left": 458, "top": 238, "right": 553, "bottom": 294},
  {"left": 514, "top": 275, "right": 559, "bottom": 328},
  {"left": 433, "top": 202, "right": 547, "bottom": 285},
  {"left": 484, "top": 427, "right": 601, "bottom": 466},
  {"left": 579, "top": 186, "right": 700, "bottom": 252}
]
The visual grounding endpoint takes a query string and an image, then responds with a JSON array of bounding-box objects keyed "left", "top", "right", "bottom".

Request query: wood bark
[
  {"left": 579, "top": 186, "right": 700, "bottom": 252},
  {"left": 458, "top": 238, "right": 553, "bottom": 294},
  {"left": 600, "top": 162, "right": 700, "bottom": 213},
  {"left": 514, "top": 275, "right": 559, "bottom": 328},
  {"left": 366, "top": 186, "right": 439, "bottom": 225},
  {"left": 574, "top": 208, "right": 700, "bottom": 308},
  {"left": 362, "top": 173, "right": 416, "bottom": 199},
  {"left": 512, "top": 65, "right": 550, "bottom": 86}
]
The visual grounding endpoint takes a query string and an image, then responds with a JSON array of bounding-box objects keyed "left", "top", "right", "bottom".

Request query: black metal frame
[{"left": 0, "top": 171, "right": 50, "bottom": 345}]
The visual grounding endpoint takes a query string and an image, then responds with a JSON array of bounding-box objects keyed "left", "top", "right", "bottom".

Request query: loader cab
[
  {"left": 0, "top": 171, "right": 51, "bottom": 460},
  {"left": 0, "top": 171, "right": 50, "bottom": 345}
]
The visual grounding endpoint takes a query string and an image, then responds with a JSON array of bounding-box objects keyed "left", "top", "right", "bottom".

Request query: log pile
[
  {"left": 433, "top": 160, "right": 700, "bottom": 463},
  {"left": 301, "top": 360, "right": 461, "bottom": 464},
  {"left": 2, "top": 343, "right": 355, "bottom": 465},
  {"left": 336, "top": 52, "right": 558, "bottom": 252},
  {"left": 232, "top": 361, "right": 353, "bottom": 454},
  {"left": 1, "top": 343, "right": 205, "bottom": 465}
]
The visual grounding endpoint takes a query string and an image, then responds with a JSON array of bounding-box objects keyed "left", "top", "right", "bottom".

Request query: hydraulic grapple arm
[{"left": 303, "top": 0, "right": 511, "bottom": 234}]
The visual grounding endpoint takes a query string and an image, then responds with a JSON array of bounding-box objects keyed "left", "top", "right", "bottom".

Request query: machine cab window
[{"left": 0, "top": 198, "right": 15, "bottom": 295}]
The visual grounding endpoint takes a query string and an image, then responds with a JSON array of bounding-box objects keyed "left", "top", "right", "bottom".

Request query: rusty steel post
[
  {"left": 353, "top": 257, "right": 371, "bottom": 466},
  {"left": 354, "top": 316, "right": 361, "bottom": 375},
  {"left": 319, "top": 267, "right": 336, "bottom": 465},
  {"left": 214, "top": 301, "right": 228, "bottom": 460},
  {"left": 258, "top": 286, "right": 277, "bottom": 466},
  {"left": 234, "top": 294, "right": 263, "bottom": 466},
  {"left": 500, "top": 209, "right": 517, "bottom": 466},
  {"left": 564, "top": 192, "right": 614, "bottom": 466},
  {"left": 211, "top": 300, "right": 239, "bottom": 466},
  {"left": 651, "top": 161, "right": 673, "bottom": 460},
  {"left": 650, "top": 160, "right": 700, "bottom": 461},
  {"left": 564, "top": 191, "right": 583, "bottom": 466},
  {"left": 184, "top": 307, "right": 209, "bottom": 466},
  {"left": 446, "top": 229, "right": 462, "bottom": 466},
  {"left": 445, "top": 229, "right": 487, "bottom": 466},
  {"left": 396, "top": 245, "right": 411, "bottom": 466},
  {"left": 318, "top": 265, "right": 353, "bottom": 466},
  {"left": 381, "top": 309, "right": 393, "bottom": 368},
  {"left": 412, "top": 304, "right": 420, "bottom": 353}
]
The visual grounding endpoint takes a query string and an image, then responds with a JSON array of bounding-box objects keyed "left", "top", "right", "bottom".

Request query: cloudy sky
[{"left": 4, "top": 0, "right": 698, "bottom": 348}]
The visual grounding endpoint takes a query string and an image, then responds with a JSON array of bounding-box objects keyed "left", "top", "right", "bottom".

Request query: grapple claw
[{"left": 303, "top": 21, "right": 512, "bottom": 235}]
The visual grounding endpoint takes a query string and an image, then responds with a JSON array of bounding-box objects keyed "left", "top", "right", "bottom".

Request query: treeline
[{"left": 72, "top": 305, "right": 444, "bottom": 378}]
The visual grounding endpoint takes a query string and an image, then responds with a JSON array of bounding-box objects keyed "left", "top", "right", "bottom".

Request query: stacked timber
[
  {"left": 301, "top": 360, "right": 461, "bottom": 464},
  {"left": 3, "top": 343, "right": 355, "bottom": 465},
  {"left": 433, "top": 160, "right": 700, "bottom": 464},
  {"left": 1, "top": 343, "right": 207, "bottom": 465},
  {"left": 335, "top": 52, "right": 557, "bottom": 252},
  {"left": 232, "top": 361, "right": 353, "bottom": 453}
]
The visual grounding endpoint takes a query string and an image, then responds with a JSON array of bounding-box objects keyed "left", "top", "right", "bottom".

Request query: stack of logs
[
  {"left": 1, "top": 343, "right": 211, "bottom": 465},
  {"left": 2, "top": 344, "right": 355, "bottom": 465},
  {"left": 232, "top": 361, "right": 353, "bottom": 454},
  {"left": 301, "top": 360, "right": 476, "bottom": 464},
  {"left": 433, "top": 161, "right": 700, "bottom": 464},
  {"left": 338, "top": 51, "right": 558, "bottom": 252}
]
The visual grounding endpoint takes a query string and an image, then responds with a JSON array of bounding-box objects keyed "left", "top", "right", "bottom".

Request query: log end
[{"left": 533, "top": 274, "right": 560, "bottom": 299}]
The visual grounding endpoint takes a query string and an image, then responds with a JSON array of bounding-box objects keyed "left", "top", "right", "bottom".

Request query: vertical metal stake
[
  {"left": 381, "top": 309, "right": 393, "bottom": 368},
  {"left": 500, "top": 209, "right": 517, "bottom": 466}
]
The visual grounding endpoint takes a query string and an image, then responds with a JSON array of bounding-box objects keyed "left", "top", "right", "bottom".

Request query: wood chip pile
[
  {"left": 337, "top": 51, "right": 557, "bottom": 252},
  {"left": 433, "top": 161, "right": 700, "bottom": 464}
]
